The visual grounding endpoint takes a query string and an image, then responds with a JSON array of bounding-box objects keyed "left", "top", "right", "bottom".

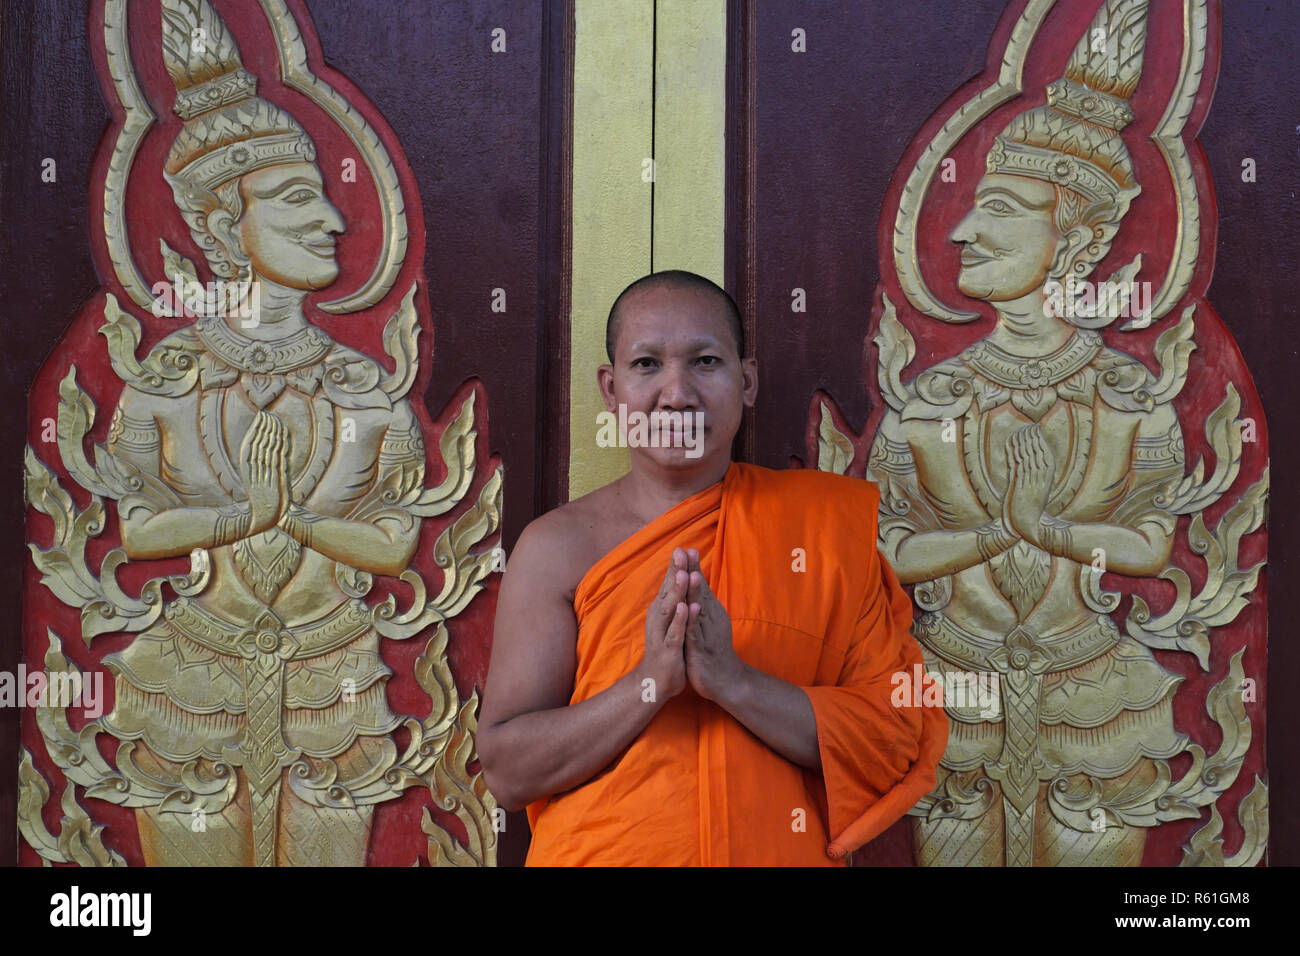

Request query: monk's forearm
[
  {"left": 480, "top": 668, "right": 666, "bottom": 812},
  {"left": 715, "top": 665, "right": 821, "bottom": 770}
]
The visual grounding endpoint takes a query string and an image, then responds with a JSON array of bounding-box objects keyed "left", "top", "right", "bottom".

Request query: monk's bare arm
[
  {"left": 715, "top": 666, "right": 822, "bottom": 771},
  {"left": 684, "top": 560, "right": 821, "bottom": 769},
  {"left": 477, "top": 520, "right": 689, "bottom": 812}
]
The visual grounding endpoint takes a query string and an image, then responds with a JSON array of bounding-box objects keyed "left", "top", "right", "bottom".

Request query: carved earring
[
  {"left": 1047, "top": 227, "right": 1088, "bottom": 282},
  {"left": 208, "top": 210, "right": 252, "bottom": 283}
]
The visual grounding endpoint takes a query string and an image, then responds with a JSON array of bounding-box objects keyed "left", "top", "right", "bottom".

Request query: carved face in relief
[
  {"left": 950, "top": 173, "right": 1064, "bottom": 303},
  {"left": 233, "top": 162, "right": 345, "bottom": 291}
]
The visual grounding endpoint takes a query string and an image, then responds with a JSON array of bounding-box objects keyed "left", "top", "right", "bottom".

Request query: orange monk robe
[{"left": 524, "top": 462, "right": 947, "bottom": 865}]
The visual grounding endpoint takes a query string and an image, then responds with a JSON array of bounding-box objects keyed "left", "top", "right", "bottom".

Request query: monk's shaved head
[{"left": 606, "top": 271, "right": 745, "bottom": 363}]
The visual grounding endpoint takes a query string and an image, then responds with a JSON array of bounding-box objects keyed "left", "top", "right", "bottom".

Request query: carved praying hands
[
  {"left": 1003, "top": 423, "right": 1054, "bottom": 549},
  {"left": 239, "top": 411, "right": 290, "bottom": 535}
]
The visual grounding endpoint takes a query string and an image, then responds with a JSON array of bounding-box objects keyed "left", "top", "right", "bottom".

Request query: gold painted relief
[
  {"left": 20, "top": 0, "right": 500, "bottom": 866},
  {"left": 819, "top": 0, "right": 1266, "bottom": 866}
]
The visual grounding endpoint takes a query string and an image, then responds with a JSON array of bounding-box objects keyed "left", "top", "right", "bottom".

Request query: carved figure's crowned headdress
[
  {"left": 986, "top": 0, "right": 1151, "bottom": 276},
  {"left": 160, "top": 0, "right": 317, "bottom": 278}
]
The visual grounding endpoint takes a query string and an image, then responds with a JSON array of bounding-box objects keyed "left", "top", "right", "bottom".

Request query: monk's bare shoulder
[{"left": 508, "top": 481, "right": 633, "bottom": 606}]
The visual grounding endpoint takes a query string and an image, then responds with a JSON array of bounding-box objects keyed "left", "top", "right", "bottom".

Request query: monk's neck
[{"left": 616, "top": 459, "right": 731, "bottom": 526}]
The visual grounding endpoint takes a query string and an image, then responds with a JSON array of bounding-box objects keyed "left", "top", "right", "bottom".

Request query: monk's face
[
  {"left": 236, "top": 162, "right": 345, "bottom": 291},
  {"left": 598, "top": 285, "right": 757, "bottom": 472}
]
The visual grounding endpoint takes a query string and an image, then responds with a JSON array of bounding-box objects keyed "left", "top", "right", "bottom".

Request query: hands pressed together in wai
[{"left": 639, "top": 546, "right": 747, "bottom": 705}]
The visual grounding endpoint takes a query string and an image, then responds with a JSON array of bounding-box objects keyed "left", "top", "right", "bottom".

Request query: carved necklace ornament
[
  {"left": 816, "top": 0, "right": 1267, "bottom": 868},
  {"left": 963, "top": 332, "right": 1101, "bottom": 391},
  {"left": 21, "top": 0, "right": 502, "bottom": 868},
  {"left": 195, "top": 315, "right": 333, "bottom": 373}
]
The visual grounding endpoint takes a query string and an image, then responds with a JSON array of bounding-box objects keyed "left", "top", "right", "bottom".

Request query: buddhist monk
[{"left": 477, "top": 270, "right": 947, "bottom": 865}]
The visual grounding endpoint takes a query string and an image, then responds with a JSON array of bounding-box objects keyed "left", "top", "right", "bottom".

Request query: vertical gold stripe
[
  {"left": 651, "top": 0, "right": 726, "bottom": 282},
  {"left": 568, "top": 0, "right": 727, "bottom": 500},
  {"left": 568, "top": 0, "right": 652, "bottom": 499}
]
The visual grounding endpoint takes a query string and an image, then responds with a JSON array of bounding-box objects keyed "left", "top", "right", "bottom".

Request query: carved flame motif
[
  {"left": 20, "top": 0, "right": 501, "bottom": 867},
  {"left": 816, "top": 0, "right": 1266, "bottom": 866}
]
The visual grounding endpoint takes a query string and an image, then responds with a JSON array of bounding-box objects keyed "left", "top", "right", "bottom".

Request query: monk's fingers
[
  {"left": 660, "top": 570, "right": 689, "bottom": 624},
  {"left": 696, "top": 580, "right": 732, "bottom": 643},
  {"left": 684, "top": 603, "right": 702, "bottom": 645},
  {"left": 657, "top": 558, "right": 679, "bottom": 605},
  {"left": 695, "top": 571, "right": 721, "bottom": 609},
  {"left": 686, "top": 548, "right": 700, "bottom": 573},
  {"left": 666, "top": 601, "right": 688, "bottom": 649}
]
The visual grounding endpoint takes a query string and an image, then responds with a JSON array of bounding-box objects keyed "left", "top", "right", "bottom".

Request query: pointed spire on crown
[{"left": 986, "top": 0, "right": 1151, "bottom": 205}]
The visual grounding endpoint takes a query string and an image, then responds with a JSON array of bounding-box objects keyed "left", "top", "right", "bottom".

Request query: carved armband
[
  {"left": 868, "top": 436, "right": 915, "bottom": 479},
  {"left": 280, "top": 503, "right": 324, "bottom": 550},
  {"left": 975, "top": 520, "right": 1017, "bottom": 561},
  {"left": 1132, "top": 422, "right": 1185, "bottom": 471},
  {"left": 106, "top": 407, "right": 160, "bottom": 456},
  {"left": 379, "top": 423, "right": 424, "bottom": 466},
  {"left": 213, "top": 503, "right": 252, "bottom": 546},
  {"left": 1038, "top": 515, "right": 1074, "bottom": 556}
]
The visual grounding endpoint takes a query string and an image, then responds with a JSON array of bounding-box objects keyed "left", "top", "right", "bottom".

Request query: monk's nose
[{"left": 657, "top": 366, "right": 697, "bottom": 408}]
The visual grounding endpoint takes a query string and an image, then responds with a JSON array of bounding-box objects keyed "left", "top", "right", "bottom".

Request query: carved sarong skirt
[
  {"left": 98, "top": 596, "right": 401, "bottom": 765},
  {"left": 916, "top": 611, "right": 1189, "bottom": 782}
]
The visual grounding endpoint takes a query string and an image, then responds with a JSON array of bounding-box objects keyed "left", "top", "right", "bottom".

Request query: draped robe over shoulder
[{"left": 524, "top": 462, "right": 947, "bottom": 865}]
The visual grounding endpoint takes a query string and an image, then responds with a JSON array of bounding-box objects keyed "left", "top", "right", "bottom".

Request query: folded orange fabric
[{"left": 525, "top": 462, "right": 947, "bottom": 865}]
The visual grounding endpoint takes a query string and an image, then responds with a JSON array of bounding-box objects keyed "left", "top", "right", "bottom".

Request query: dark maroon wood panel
[
  {"left": 1198, "top": 0, "right": 1299, "bottom": 869},
  {"left": 0, "top": 0, "right": 109, "bottom": 870}
]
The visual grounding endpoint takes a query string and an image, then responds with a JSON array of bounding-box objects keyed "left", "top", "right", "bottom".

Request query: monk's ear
[
  {"left": 596, "top": 363, "right": 618, "bottom": 414},
  {"left": 741, "top": 357, "right": 758, "bottom": 408}
]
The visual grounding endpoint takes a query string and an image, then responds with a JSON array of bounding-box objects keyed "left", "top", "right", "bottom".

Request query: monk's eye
[
  {"left": 981, "top": 199, "right": 1014, "bottom": 215},
  {"left": 696, "top": 355, "right": 721, "bottom": 367},
  {"left": 631, "top": 357, "right": 657, "bottom": 370}
]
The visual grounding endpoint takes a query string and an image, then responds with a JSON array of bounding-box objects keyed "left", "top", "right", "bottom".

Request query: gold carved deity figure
[
  {"left": 819, "top": 0, "right": 1266, "bottom": 867},
  {"left": 20, "top": 0, "right": 500, "bottom": 867}
]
